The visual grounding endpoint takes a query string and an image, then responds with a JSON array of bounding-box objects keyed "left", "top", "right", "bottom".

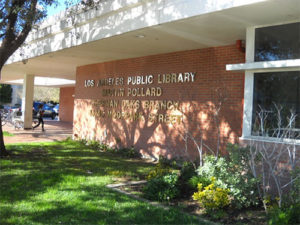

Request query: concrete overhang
[
  {"left": 1, "top": 0, "right": 300, "bottom": 85},
  {"left": 226, "top": 59, "right": 300, "bottom": 72}
]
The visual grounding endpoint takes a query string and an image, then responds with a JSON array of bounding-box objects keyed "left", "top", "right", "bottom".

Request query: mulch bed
[{"left": 112, "top": 181, "right": 267, "bottom": 225}]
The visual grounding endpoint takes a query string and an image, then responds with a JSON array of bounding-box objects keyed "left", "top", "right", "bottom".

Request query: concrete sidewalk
[{"left": 3, "top": 120, "right": 73, "bottom": 144}]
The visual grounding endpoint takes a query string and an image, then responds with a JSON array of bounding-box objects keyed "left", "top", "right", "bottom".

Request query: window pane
[
  {"left": 255, "top": 22, "right": 300, "bottom": 61},
  {"left": 252, "top": 71, "right": 300, "bottom": 138}
]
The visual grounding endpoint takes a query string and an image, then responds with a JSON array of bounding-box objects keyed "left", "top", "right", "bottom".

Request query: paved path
[{"left": 3, "top": 120, "right": 73, "bottom": 144}]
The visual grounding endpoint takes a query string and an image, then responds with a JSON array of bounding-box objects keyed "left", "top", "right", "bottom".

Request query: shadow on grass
[
  {"left": 2, "top": 193, "right": 199, "bottom": 225},
  {"left": 0, "top": 140, "right": 205, "bottom": 225}
]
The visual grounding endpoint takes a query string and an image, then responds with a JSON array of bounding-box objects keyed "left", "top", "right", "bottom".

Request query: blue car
[
  {"left": 53, "top": 104, "right": 59, "bottom": 116},
  {"left": 33, "top": 102, "right": 56, "bottom": 120}
]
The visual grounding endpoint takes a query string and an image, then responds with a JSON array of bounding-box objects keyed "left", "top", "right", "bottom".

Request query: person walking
[{"left": 33, "top": 104, "right": 45, "bottom": 131}]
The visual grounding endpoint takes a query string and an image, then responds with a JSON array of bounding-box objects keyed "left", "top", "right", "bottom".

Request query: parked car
[
  {"left": 2, "top": 104, "right": 21, "bottom": 113},
  {"left": 53, "top": 104, "right": 59, "bottom": 116},
  {"left": 33, "top": 102, "right": 56, "bottom": 120}
]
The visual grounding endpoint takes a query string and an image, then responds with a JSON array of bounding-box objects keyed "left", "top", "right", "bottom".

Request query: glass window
[
  {"left": 255, "top": 22, "right": 300, "bottom": 62},
  {"left": 252, "top": 71, "right": 300, "bottom": 138}
]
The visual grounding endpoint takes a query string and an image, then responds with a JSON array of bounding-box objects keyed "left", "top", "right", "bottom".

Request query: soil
[{"left": 115, "top": 181, "right": 268, "bottom": 225}]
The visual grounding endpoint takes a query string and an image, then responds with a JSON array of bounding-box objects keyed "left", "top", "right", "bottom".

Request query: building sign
[{"left": 84, "top": 73, "right": 196, "bottom": 124}]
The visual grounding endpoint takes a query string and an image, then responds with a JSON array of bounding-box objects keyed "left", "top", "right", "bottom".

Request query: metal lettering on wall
[{"left": 84, "top": 73, "right": 196, "bottom": 124}]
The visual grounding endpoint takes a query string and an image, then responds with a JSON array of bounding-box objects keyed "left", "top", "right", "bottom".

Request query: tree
[
  {"left": 34, "top": 87, "right": 60, "bottom": 102},
  {"left": 0, "top": 84, "right": 12, "bottom": 104},
  {"left": 0, "top": 0, "right": 57, "bottom": 156},
  {"left": 248, "top": 104, "right": 300, "bottom": 211},
  {"left": 0, "top": 0, "right": 104, "bottom": 157}
]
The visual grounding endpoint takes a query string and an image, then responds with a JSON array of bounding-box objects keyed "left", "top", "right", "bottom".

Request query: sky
[
  {"left": 46, "top": 1, "right": 66, "bottom": 17},
  {"left": 46, "top": 0, "right": 81, "bottom": 17}
]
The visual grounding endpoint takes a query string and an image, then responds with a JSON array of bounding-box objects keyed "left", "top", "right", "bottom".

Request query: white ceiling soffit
[{"left": 1, "top": 0, "right": 300, "bottom": 84}]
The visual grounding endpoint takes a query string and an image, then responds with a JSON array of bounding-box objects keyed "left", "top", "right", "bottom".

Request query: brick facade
[
  {"left": 59, "top": 87, "right": 75, "bottom": 122},
  {"left": 73, "top": 45, "right": 245, "bottom": 159}
]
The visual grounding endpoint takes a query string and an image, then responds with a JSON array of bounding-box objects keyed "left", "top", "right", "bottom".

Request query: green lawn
[
  {"left": 0, "top": 139, "right": 211, "bottom": 225},
  {"left": 3, "top": 131, "right": 14, "bottom": 136}
]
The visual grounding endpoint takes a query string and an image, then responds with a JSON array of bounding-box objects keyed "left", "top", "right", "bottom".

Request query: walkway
[{"left": 3, "top": 120, "right": 73, "bottom": 144}]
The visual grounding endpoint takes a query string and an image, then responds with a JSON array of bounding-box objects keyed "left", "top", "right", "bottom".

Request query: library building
[{"left": 2, "top": 0, "right": 300, "bottom": 159}]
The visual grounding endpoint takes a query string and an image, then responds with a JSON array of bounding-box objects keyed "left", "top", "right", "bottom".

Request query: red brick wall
[
  {"left": 74, "top": 45, "right": 245, "bottom": 159},
  {"left": 59, "top": 87, "right": 75, "bottom": 122}
]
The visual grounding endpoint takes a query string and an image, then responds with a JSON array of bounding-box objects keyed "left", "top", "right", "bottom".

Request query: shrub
[
  {"left": 177, "top": 161, "right": 197, "bottom": 197},
  {"left": 157, "top": 155, "right": 179, "bottom": 169},
  {"left": 268, "top": 203, "right": 300, "bottom": 225},
  {"left": 78, "top": 139, "right": 87, "bottom": 145},
  {"left": 192, "top": 177, "right": 230, "bottom": 211},
  {"left": 87, "top": 140, "right": 101, "bottom": 149},
  {"left": 188, "top": 175, "right": 211, "bottom": 191},
  {"left": 267, "top": 179, "right": 300, "bottom": 225},
  {"left": 118, "top": 146, "right": 141, "bottom": 158},
  {"left": 0, "top": 84, "right": 12, "bottom": 104},
  {"left": 226, "top": 144, "right": 260, "bottom": 208},
  {"left": 196, "top": 146, "right": 260, "bottom": 209},
  {"left": 100, "top": 143, "right": 112, "bottom": 152},
  {"left": 289, "top": 169, "right": 300, "bottom": 205},
  {"left": 146, "top": 155, "right": 177, "bottom": 181},
  {"left": 143, "top": 172, "right": 179, "bottom": 202},
  {"left": 146, "top": 165, "right": 172, "bottom": 181}
]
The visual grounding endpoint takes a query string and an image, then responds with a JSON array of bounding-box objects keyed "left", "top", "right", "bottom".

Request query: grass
[
  {"left": 0, "top": 139, "right": 213, "bottom": 225},
  {"left": 3, "top": 131, "right": 14, "bottom": 137}
]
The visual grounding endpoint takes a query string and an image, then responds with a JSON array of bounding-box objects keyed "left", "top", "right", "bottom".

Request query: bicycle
[
  {"left": 3, "top": 109, "right": 20, "bottom": 128},
  {"left": 0, "top": 109, "right": 10, "bottom": 127},
  {"left": 1, "top": 108, "right": 39, "bottom": 130},
  {"left": 1, "top": 111, "right": 6, "bottom": 126}
]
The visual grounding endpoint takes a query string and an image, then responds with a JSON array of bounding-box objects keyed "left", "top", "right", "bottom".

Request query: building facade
[
  {"left": 74, "top": 45, "right": 245, "bottom": 158},
  {"left": 1, "top": 0, "right": 300, "bottom": 159}
]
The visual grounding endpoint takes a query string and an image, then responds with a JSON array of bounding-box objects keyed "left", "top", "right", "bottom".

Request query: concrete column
[{"left": 21, "top": 74, "right": 34, "bottom": 129}]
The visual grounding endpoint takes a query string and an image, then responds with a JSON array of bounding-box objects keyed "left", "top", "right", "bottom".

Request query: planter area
[
  {"left": 107, "top": 180, "right": 267, "bottom": 225},
  {"left": 93, "top": 141, "right": 299, "bottom": 225}
]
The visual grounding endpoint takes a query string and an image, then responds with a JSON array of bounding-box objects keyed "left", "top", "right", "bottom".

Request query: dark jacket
[{"left": 37, "top": 108, "right": 44, "bottom": 119}]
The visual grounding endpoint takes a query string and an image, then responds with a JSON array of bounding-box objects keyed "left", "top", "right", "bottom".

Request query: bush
[
  {"left": 268, "top": 203, "right": 300, "bottom": 225},
  {"left": 99, "top": 143, "right": 109, "bottom": 151},
  {"left": 226, "top": 144, "right": 260, "bottom": 208},
  {"left": 188, "top": 175, "right": 211, "bottom": 191},
  {"left": 177, "top": 162, "right": 197, "bottom": 197},
  {"left": 192, "top": 177, "right": 230, "bottom": 211},
  {"left": 289, "top": 169, "right": 300, "bottom": 205},
  {"left": 196, "top": 145, "right": 260, "bottom": 209},
  {"left": 143, "top": 172, "right": 179, "bottom": 202},
  {"left": 157, "top": 155, "right": 179, "bottom": 169},
  {"left": 146, "top": 155, "right": 179, "bottom": 180},
  {"left": 83, "top": 141, "right": 141, "bottom": 158},
  {"left": 147, "top": 164, "right": 172, "bottom": 181},
  {"left": 118, "top": 146, "right": 141, "bottom": 158},
  {"left": 0, "top": 84, "right": 12, "bottom": 104},
  {"left": 87, "top": 140, "right": 101, "bottom": 149},
  {"left": 145, "top": 158, "right": 198, "bottom": 201}
]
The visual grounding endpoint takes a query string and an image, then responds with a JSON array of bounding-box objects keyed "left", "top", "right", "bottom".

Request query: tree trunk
[
  {"left": 0, "top": 0, "right": 42, "bottom": 157},
  {"left": 0, "top": 62, "right": 9, "bottom": 157},
  {"left": 0, "top": 114, "right": 9, "bottom": 157}
]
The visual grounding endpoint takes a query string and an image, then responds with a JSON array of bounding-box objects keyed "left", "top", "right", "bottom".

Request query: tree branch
[{"left": 0, "top": 0, "right": 38, "bottom": 69}]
